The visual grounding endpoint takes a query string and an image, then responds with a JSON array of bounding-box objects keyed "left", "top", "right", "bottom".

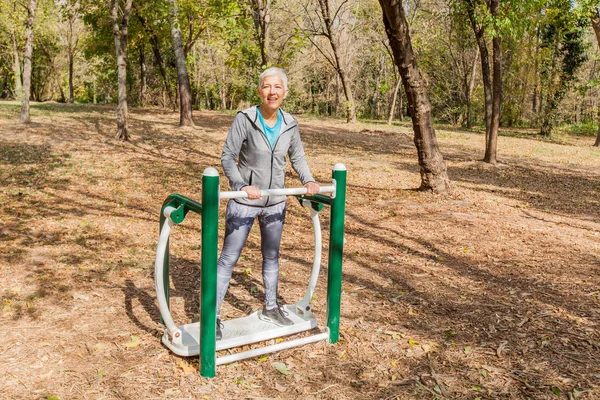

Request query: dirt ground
[{"left": 1, "top": 102, "right": 599, "bottom": 400}]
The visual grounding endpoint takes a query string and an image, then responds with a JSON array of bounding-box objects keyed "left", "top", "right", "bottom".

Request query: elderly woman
[{"left": 216, "top": 67, "right": 320, "bottom": 339}]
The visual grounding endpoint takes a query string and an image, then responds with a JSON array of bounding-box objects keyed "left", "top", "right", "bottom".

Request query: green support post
[
  {"left": 327, "top": 163, "right": 346, "bottom": 343},
  {"left": 200, "top": 168, "right": 219, "bottom": 378}
]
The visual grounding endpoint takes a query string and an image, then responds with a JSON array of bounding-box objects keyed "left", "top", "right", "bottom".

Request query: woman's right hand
[{"left": 242, "top": 185, "right": 262, "bottom": 199}]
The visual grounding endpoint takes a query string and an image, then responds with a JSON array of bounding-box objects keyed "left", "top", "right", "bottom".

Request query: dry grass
[{"left": 1, "top": 101, "right": 599, "bottom": 399}]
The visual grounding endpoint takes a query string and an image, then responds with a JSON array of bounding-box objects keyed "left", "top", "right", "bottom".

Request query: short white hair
[{"left": 258, "top": 67, "right": 288, "bottom": 90}]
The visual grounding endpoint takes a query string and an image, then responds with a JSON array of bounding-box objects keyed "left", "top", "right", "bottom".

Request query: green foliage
[
  {"left": 539, "top": 0, "right": 589, "bottom": 135},
  {"left": 565, "top": 122, "right": 598, "bottom": 137},
  {"left": 0, "top": 0, "right": 597, "bottom": 128}
]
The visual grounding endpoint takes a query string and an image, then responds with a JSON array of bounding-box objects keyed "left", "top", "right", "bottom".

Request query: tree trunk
[
  {"left": 169, "top": 0, "right": 194, "bottom": 126},
  {"left": 11, "top": 30, "right": 22, "bottom": 100},
  {"left": 388, "top": 78, "right": 401, "bottom": 125},
  {"left": 591, "top": 10, "right": 600, "bottom": 147},
  {"left": 20, "top": 0, "right": 36, "bottom": 124},
  {"left": 67, "top": 17, "right": 76, "bottom": 104},
  {"left": 465, "top": 51, "right": 478, "bottom": 129},
  {"left": 139, "top": 44, "right": 147, "bottom": 107},
  {"left": 532, "top": 30, "right": 540, "bottom": 118},
  {"left": 318, "top": 0, "right": 357, "bottom": 123},
  {"left": 92, "top": 77, "right": 97, "bottom": 104},
  {"left": 595, "top": 105, "right": 600, "bottom": 147},
  {"left": 220, "top": 70, "right": 227, "bottom": 109},
  {"left": 251, "top": 0, "right": 271, "bottom": 67},
  {"left": 378, "top": 0, "right": 451, "bottom": 193},
  {"left": 466, "top": 0, "right": 501, "bottom": 163},
  {"left": 58, "top": 80, "right": 66, "bottom": 103},
  {"left": 108, "top": 0, "right": 132, "bottom": 141}
]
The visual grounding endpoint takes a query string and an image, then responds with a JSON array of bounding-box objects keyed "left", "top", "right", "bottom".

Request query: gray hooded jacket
[{"left": 221, "top": 106, "right": 315, "bottom": 207}]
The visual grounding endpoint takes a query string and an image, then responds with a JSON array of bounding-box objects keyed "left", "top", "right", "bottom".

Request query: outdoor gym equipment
[{"left": 154, "top": 164, "right": 346, "bottom": 377}]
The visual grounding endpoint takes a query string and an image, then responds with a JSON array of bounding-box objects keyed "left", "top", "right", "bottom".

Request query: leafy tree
[
  {"left": 539, "top": 0, "right": 588, "bottom": 136},
  {"left": 106, "top": 0, "right": 133, "bottom": 140},
  {"left": 378, "top": 0, "right": 452, "bottom": 193},
  {"left": 250, "top": 0, "right": 271, "bottom": 67},
  {"left": 58, "top": 0, "right": 86, "bottom": 103},
  {"left": 460, "top": 0, "right": 503, "bottom": 163},
  {"left": 135, "top": 2, "right": 174, "bottom": 107},
  {"left": 576, "top": 0, "right": 600, "bottom": 146}
]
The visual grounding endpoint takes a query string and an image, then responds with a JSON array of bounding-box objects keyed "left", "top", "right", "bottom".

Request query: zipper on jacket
[{"left": 266, "top": 124, "right": 295, "bottom": 207}]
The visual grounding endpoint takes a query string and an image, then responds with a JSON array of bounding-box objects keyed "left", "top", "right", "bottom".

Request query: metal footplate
[{"left": 161, "top": 304, "right": 328, "bottom": 363}]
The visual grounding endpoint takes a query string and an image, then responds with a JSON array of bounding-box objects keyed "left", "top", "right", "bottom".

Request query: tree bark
[
  {"left": 251, "top": 0, "right": 271, "bottom": 67},
  {"left": 139, "top": 44, "right": 147, "bottom": 107},
  {"left": 388, "top": 78, "right": 401, "bottom": 125},
  {"left": 108, "top": 0, "right": 132, "bottom": 140},
  {"left": 591, "top": 10, "right": 600, "bottom": 147},
  {"left": 11, "top": 30, "right": 22, "bottom": 100},
  {"left": 317, "top": 0, "right": 357, "bottom": 123},
  {"left": 169, "top": 0, "right": 194, "bottom": 126},
  {"left": 137, "top": 14, "right": 174, "bottom": 107},
  {"left": 465, "top": 0, "right": 501, "bottom": 163},
  {"left": 484, "top": 0, "right": 501, "bottom": 163},
  {"left": 378, "top": 0, "right": 451, "bottom": 193},
  {"left": 20, "top": 0, "right": 36, "bottom": 124},
  {"left": 595, "top": 106, "right": 600, "bottom": 147},
  {"left": 465, "top": 1, "right": 491, "bottom": 137}
]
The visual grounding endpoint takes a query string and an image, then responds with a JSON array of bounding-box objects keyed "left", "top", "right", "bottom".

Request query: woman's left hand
[{"left": 304, "top": 182, "right": 320, "bottom": 197}]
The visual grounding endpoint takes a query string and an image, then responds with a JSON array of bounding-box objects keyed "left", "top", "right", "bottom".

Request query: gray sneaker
[
  {"left": 261, "top": 305, "right": 294, "bottom": 326},
  {"left": 216, "top": 318, "right": 223, "bottom": 340}
]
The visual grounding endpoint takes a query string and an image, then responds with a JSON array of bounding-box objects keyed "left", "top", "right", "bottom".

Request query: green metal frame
[{"left": 157, "top": 165, "right": 347, "bottom": 377}]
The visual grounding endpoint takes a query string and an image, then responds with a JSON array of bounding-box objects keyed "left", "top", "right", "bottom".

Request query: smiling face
[{"left": 257, "top": 75, "right": 289, "bottom": 114}]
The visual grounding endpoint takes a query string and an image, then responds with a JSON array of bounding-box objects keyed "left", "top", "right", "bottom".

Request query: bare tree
[
  {"left": 169, "top": 0, "right": 194, "bottom": 126},
  {"left": 138, "top": 44, "right": 147, "bottom": 106},
  {"left": 251, "top": 0, "right": 271, "bottom": 67},
  {"left": 106, "top": 0, "right": 132, "bottom": 140},
  {"left": 299, "top": 0, "right": 357, "bottom": 123},
  {"left": 20, "top": 0, "right": 36, "bottom": 124},
  {"left": 378, "top": 0, "right": 451, "bottom": 193},
  {"left": 11, "top": 29, "right": 22, "bottom": 100}
]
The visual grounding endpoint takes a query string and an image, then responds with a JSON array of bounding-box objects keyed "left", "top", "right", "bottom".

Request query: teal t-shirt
[{"left": 256, "top": 106, "right": 282, "bottom": 148}]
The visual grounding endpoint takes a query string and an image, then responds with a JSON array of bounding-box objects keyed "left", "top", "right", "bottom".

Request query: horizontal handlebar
[{"left": 220, "top": 185, "right": 335, "bottom": 200}]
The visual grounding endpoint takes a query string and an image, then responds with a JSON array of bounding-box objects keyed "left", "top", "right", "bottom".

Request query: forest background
[
  {"left": 2, "top": 0, "right": 600, "bottom": 399},
  {"left": 1, "top": 0, "right": 600, "bottom": 147}
]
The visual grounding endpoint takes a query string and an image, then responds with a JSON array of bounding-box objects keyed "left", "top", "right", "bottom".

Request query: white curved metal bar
[
  {"left": 216, "top": 331, "right": 330, "bottom": 365},
  {"left": 154, "top": 206, "right": 183, "bottom": 344},
  {"left": 296, "top": 199, "right": 322, "bottom": 317},
  {"left": 220, "top": 184, "right": 335, "bottom": 200}
]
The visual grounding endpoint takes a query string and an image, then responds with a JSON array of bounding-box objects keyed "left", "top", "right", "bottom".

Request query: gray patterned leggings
[{"left": 215, "top": 200, "right": 287, "bottom": 317}]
